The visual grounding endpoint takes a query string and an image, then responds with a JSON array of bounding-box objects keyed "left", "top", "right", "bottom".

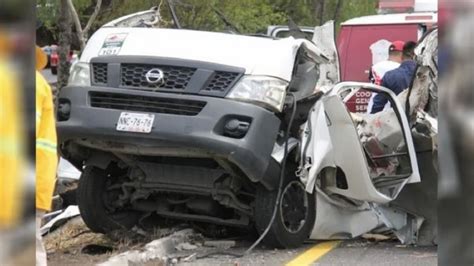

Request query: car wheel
[
  {"left": 255, "top": 163, "right": 316, "bottom": 248},
  {"left": 77, "top": 166, "right": 139, "bottom": 233},
  {"left": 51, "top": 66, "right": 57, "bottom": 75}
]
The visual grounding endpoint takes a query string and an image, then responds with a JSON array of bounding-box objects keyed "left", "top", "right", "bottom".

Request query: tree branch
[
  {"left": 319, "top": 0, "right": 325, "bottom": 26},
  {"left": 83, "top": 0, "right": 102, "bottom": 39},
  {"left": 66, "top": 0, "right": 85, "bottom": 49},
  {"left": 66, "top": 0, "right": 102, "bottom": 50},
  {"left": 333, "top": 0, "right": 343, "bottom": 22},
  {"left": 166, "top": 0, "right": 182, "bottom": 29},
  {"left": 58, "top": 0, "right": 72, "bottom": 91}
]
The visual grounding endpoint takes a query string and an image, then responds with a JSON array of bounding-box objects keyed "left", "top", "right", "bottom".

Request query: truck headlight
[
  {"left": 68, "top": 62, "right": 91, "bottom": 86},
  {"left": 226, "top": 76, "right": 288, "bottom": 112}
]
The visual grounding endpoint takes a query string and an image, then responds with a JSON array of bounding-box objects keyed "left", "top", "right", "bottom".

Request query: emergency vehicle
[{"left": 340, "top": 0, "right": 437, "bottom": 112}]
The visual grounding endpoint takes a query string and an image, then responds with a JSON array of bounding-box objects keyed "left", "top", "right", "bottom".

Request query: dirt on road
[{"left": 44, "top": 216, "right": 436, "bottom": 266}]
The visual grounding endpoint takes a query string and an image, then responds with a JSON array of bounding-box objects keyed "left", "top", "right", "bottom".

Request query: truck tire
[
  {"left": 255, "top": 164, "right": 316, "bottom": 248},
  {"left": 77, "top": 166, "right": 138, "bottom": 233}
]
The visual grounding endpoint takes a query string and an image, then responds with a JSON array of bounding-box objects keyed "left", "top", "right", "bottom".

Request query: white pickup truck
[{"left": 57, "top": 8, "right": 438, "bottom": 247}]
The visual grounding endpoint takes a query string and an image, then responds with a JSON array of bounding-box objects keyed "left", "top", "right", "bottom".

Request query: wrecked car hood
[{"left": 80, "top": 27, "right": 328, "bottom": 82}]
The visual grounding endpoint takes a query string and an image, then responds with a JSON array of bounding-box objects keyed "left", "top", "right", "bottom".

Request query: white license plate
[{"left": 116, "top": 112, "right": 155, "bottom": 133}]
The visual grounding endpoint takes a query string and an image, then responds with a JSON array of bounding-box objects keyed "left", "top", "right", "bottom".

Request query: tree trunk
[
  {"left": 57, "top": 0, "right": 72, "bottom": 91},
  {"left": 83, "top": 0, "right": 103, "bottom": 40},
  {"left": 333, "top": 0, "right": 343, "bottom": 22},
  {"left": 319, "top": 0, "right": 325, "bottom": 25},
  {"left": 166, "top": 0, "right": 182, "bottom": 29},
  {"left": 67, "top": 0, "right": 102, "bottom": 50},
  {"left": 67, "top": 0, "right": 85, "bottom": 50}
]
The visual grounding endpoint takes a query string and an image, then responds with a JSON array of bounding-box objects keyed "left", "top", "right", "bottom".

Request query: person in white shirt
[{"left": 367, "top": 40, "right": 404, "bottom": 113}]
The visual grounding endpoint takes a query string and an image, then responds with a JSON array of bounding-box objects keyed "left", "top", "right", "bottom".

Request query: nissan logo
[{"left": 145, "top": 68, "right": 164, "bottom": 84}]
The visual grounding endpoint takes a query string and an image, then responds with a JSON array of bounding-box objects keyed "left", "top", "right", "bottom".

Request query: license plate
[{"left": 116, "top": 112, "right": 155, "bottom": 133}]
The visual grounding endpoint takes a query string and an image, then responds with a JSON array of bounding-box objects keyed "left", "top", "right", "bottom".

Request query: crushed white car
[{"left": 300, "top": 28, "right": 438, "bottom": 245}]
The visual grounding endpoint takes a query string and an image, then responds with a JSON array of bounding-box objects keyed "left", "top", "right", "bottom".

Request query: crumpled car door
[{"left": 300, "top": 82, "right": 420, "bottom": 204}]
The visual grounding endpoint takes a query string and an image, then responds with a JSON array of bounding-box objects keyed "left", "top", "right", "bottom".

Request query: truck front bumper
[{"left": 57, "top": 86, "right": 281, "bottom": 188}]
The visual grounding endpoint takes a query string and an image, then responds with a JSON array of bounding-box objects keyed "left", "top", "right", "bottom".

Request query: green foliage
[
  {"left": 38, "top": 0, "right": 378, "bottom": 40},
  {"left": 37, "top": 0, "right": 96, "bottom": 31},
  {"left": 170, "top": 0, "right": 287, "bottom": 34},
  {"left": 267, "top": 0, "right": 378, "bottom": 28},
  {"left": 337, "top": 0, "right": 378, "bottom": 26},
  {"left": 37, "top": 0, "right": 59, "bottom": 31}
]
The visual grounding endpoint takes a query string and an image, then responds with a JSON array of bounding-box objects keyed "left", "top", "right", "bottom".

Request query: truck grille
[
  {"left": 203, "top": 71, "right": 240, "bottom": 93},
  {"left": 90, "top": 58, "right": 244, "bottom": 97},
  {"left": 89, "top": 92, "right": 206, "bottom": 116},
  {"left": 121, "top": 64, "right": 196, "bottom": 90},
  {"left": 92, "top": 63, "right": 108, "bottom": 85}
]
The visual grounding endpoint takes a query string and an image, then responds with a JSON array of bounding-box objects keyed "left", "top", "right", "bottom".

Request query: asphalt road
[
  {"left": 313, "top": 240, "right": 436, "bottom": 266},
  {"left": 48, "top": 236, "right": 437, "bottom": 266},
  {"left": 175, "top": 239, "right": 437, "bottom": 266},
  {"left": 46, "top": 217, "right": 437, "bottom": 266}
]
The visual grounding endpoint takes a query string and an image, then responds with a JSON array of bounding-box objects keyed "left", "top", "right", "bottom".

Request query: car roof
[{"left": 341, "top": 12, "right": 437, "bottom": 26}]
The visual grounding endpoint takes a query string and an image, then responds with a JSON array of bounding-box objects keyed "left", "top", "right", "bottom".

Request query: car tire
[
  {"left": 51, "top": 66, "right": 57, "bottom": 75},
  {"left": 77, "top": 166, "right": 138, "bottom": 233},
  {"left": 254, "top": 163, "right": 316, "bottom": 249}
]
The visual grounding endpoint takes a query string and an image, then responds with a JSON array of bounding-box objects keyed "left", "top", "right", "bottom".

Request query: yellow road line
[{"left": 285, "top": 241, "right": 341, "bottom": 266}]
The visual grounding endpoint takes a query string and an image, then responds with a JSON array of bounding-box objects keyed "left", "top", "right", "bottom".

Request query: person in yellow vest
[
  {"left": 0, "top": 28, "right": 25, "bottom": 264},
  {"left": 0, "top": 31, "right": 23, "bottom": 230},
  {"left": 35, "top": 45, "right": 58, "bottom": 266}
]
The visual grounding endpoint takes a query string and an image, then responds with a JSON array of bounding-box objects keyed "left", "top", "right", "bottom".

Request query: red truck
[{"left": 338, "top": 0, "right": 437, "bottom": 112}]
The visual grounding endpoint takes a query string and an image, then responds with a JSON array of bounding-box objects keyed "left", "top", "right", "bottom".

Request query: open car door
[{"left": 302, "top": 82, "right": 420, "bottom": 204}]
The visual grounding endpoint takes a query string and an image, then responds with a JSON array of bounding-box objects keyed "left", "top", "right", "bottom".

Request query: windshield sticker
[{"left": 98, "top": 33, "right": 128, "bottom": 56}]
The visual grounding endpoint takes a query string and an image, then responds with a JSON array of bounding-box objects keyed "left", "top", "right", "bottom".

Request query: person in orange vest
[{"left": 35, "top": 45, "right": 58, "bottom": 266}]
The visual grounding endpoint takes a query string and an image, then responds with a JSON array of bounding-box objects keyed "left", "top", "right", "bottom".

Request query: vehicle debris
[
  {"left": 181, "top": 253, "right": 197, "bottom": 262},
  {"left": 99, "top": 229, "right": 196, "bottom": 266},
  {"left": 40, "top": 205, "right": 80, "bottom": 236},
  {"left": 362, "top": 233, "right": 394, "bottom": 241},
  {"left": 57, "top": 157, "right": 81, "bottom": 180},
  {"left": 203, "top": 240, "right": 236, "bottom": 249},
  {"left": 175, "top": 242, "right": 199, "bottom": 251}
]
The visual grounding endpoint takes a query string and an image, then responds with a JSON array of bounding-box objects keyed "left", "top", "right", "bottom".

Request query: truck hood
[{"left": 80, "top": 27, "right": 315, "bottom": 81}]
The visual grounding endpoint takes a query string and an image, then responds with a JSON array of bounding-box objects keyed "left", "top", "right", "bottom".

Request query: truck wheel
[
  {"left": 255, "top": 165, "right": 316, "bottom": 249},
  {"left": 77, "top": 166, "right": 138, "bottom": 233},
  {"left": 51, "top": 66, "right": 57, "bottom": 75}
]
